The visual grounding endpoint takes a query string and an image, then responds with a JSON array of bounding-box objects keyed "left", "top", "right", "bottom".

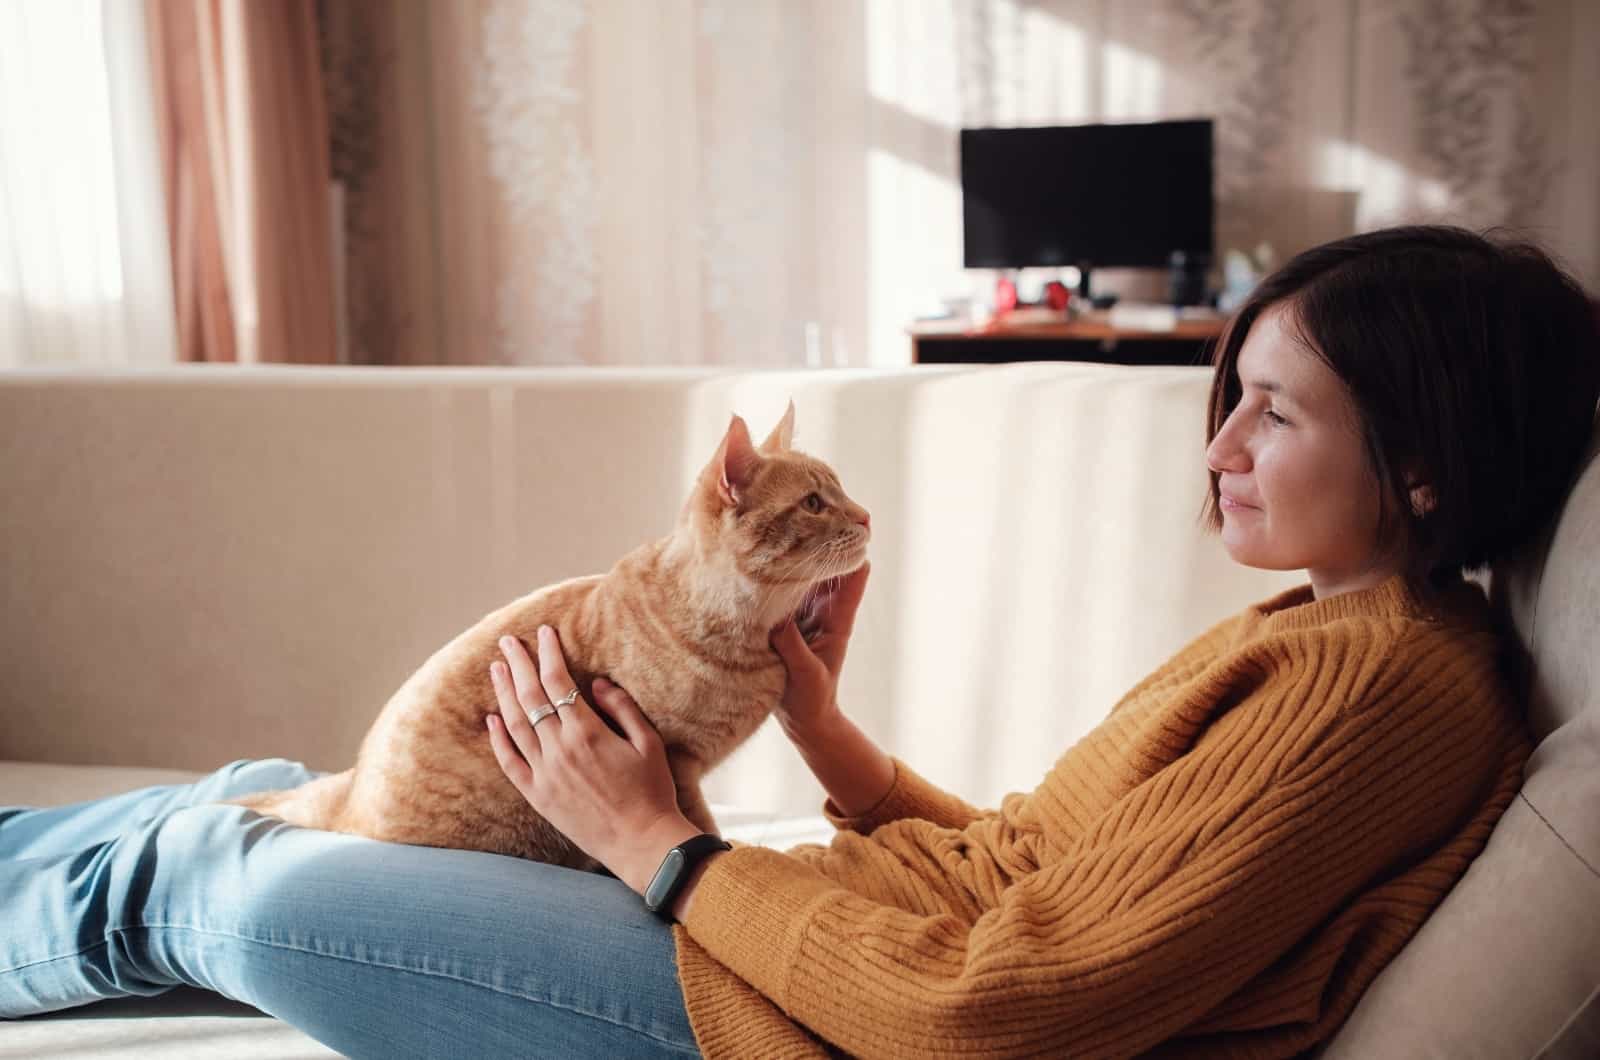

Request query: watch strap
[{"left": 644, "top": 832, "right": 731, "bottom": 920}]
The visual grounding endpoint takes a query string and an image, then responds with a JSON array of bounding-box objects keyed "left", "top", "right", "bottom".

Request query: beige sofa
[{"left": 1, "top": 363, "right": 1595, "bottom": 1059}]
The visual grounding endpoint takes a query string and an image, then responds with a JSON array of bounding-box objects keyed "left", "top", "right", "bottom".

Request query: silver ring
[
  {"left": 551, "top": 688, "right": 580, "bottom": 710},
  {"left": 526, "top": 704, "right": 559, "bottom": 727}
]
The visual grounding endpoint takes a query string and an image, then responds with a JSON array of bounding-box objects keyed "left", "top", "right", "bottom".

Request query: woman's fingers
[
  {"left": 812, "top": 561, "right": 870, "bottom": 672},
  {"left": 771, "top": 618, "right": 825, "bottom": 679},
  {"left": 486, "top": 712, "right": 532, "bottom": 789},
  {"left": 593, "top": 677, "right": 661, "bottom": 755},
  {"left": 488, "top": 658, "right": 542, "bottom": 778},
  {"left": 538, "top": 625, "right": 604, "bottom": 743},
  {"left": 498, "top": 634, "right": 552, "bottom": 720},
  {"left": 831, "top": 561, "right": 871, "bottom": 634}
]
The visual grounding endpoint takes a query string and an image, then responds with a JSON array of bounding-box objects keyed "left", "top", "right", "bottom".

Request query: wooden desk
[{"left": 909, "top": 310, "right": 1227, "bottom": 366}]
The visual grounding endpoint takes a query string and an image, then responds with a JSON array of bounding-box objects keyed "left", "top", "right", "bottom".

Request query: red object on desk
[
  {"left": 1043, "top": 280, "right": 1071, "bottom": 312},
  {"left": 994, "top": 274, "right": 1018, "bottom": 315}
]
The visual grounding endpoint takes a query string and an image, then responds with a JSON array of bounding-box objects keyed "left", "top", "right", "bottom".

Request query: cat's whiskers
[
  {"left": 768, "top": 538, "right": 851, "bottom": 631},
  {"left": 746, "top": 550, "right": 822, "bottom": 632},
  {"left": 747, "top": 563, "right": 806, "bottom": 632}
]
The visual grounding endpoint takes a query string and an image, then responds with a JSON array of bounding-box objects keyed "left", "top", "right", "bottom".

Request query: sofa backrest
[
  {"left": 1321, "top": 419, "right": 1600, "bottom": 1059},
  {"left": 0, "top": 364, "right": 1299, "bottom": 818}
]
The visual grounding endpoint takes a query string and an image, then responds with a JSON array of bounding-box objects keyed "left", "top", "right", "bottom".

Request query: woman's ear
[{"left": 1407, "top": 481, "right": 1437, "bottom": 517}]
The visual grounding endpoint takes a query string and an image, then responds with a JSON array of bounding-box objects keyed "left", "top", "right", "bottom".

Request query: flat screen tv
[{"left": 960, "top": 119, "right": 1214, "bottom": 279}]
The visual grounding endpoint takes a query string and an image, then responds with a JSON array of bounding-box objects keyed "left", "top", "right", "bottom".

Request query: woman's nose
[
  {"left": 1204, "top": 439, "right": 1226, "bottom": 474},
  {"left": 1206, "top": 421, "right": 1247, "bottom": 474}
]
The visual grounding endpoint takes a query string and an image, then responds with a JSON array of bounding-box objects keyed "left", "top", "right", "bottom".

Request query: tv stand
[{"left": 908, "top": 309, "right": 1225, "bottom": 367}]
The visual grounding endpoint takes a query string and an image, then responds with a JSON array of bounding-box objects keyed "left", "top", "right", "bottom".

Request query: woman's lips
[{"left": 1220, "top": 494, "right": 1258, "bottom": 512}]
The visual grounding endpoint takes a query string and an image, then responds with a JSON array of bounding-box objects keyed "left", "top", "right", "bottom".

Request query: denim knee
[{"left": 204, "top": 759, "right": 321, "bottom": 803}]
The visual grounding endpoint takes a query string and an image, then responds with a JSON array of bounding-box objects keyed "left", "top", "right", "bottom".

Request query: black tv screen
[{"left": 960, "top": 119, "right": 1214, "bottom": 270}]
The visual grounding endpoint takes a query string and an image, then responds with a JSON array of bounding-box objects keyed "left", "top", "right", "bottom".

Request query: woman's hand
[
  {"left": 769, "top": 560, "right": 871, "bottom": 740},
  {"left": 485, "top": 625, "right": 700, "bottom": 894},
  {"left": 768, "top": 561, "right": 896, "bottom": 816}
]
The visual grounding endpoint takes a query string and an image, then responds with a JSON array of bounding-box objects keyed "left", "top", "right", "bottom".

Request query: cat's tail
[{"left": 223, "top": 769, "right": 354, "bottom": 831}]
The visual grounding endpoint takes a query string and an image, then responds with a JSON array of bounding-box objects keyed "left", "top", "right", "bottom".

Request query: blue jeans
[{"left": 0, "top": 758, "right": 699, "bottom": 1058}]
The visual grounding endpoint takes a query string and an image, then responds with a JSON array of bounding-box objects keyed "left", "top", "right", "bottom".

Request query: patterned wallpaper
[
  {"left": 316, "top": 0, "right": 1596, "bottom": 367},
  {"left": 1397, "top": 0, "right": 1558, "bottom": 227}
]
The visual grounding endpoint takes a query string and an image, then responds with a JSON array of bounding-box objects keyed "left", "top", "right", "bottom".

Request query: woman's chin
[
  {"left": 1221, "top": 538, "right": 1307, "bottom": 575},
  {"left": 1220, "top": 531, "right": 1266, "bottom": 569}
]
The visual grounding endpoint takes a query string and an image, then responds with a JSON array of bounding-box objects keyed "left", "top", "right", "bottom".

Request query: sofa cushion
[
  {"left": 1, "top": 990, "right": 341, "bottom": 1060},
  {"left": 1317, "top": 794, "right": 1600, "bottom": 1059},
  {"left": 1537, "top": 984, "right": 1600, "bottom": 1059}
]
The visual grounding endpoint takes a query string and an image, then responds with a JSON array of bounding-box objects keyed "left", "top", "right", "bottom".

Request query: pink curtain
[{"left": 146, "top": 0, "right": 337, "bottom": 364}]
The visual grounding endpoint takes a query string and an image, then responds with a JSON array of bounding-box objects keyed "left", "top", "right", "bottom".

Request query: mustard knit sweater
[{"left": 671, "top": 574, "right": 1531, "bottom": 1059}]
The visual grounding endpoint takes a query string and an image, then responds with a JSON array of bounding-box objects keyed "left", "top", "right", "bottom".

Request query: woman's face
[{"left": 1205, "top": 302, "right": 1398, "bottom": 599}]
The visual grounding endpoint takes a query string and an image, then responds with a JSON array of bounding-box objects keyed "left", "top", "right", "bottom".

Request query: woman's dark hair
[{"left": 1203, "top": 224, "right": 1600, "bottom": 580}]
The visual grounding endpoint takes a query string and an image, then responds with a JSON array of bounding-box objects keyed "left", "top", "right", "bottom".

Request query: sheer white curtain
[
  {"left": 0, "top": 0, "right": 177, "bottom": 367},
  {"left": 326, "top": 0, "right": 1596, "bottom": 368}
]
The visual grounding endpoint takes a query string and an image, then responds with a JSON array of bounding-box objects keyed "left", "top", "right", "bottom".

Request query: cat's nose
[{"left": 855, "top": 511, "right": 871, "bottom": 531}]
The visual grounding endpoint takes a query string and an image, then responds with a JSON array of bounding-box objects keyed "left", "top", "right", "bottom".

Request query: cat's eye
[{"left": 802, "top": 492, "right": 825, "bottom": 513}]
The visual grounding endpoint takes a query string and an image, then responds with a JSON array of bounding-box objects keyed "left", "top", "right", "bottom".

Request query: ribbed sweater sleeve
[
  {"left": 678, "top": 619, "right": 1527, "bottom": 1058},
  {"left": 822, "top": 757, "right": 992, "bottom": 834},
  {"left": 818, "top": 613, "right": 1249, "bottom": 840}
]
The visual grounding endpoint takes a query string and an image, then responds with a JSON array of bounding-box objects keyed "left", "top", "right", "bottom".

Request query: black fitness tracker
[{"left": 643, "top": 833, "right": 731, "bottom": 920}]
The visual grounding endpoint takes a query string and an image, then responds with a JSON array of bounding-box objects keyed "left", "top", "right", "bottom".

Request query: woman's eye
[
  {"left": 802, "top": 493, "right": 824, "bottom": 513},
  {"left": 1264, "top": 409, "right": 1289, "bottom": 427}
]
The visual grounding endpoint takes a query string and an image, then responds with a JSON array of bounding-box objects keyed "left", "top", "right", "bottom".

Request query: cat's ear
[
  {"left": 716, "top": 414, "right": 761, "bottom": 507},
  {"left": 759, "top": 399, "right": 796, "bottom": 453}
]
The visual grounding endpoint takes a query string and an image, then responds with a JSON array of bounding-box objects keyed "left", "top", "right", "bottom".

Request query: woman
[{"left": 4, "top": 226, "right": 1598, "bottom": 1058}]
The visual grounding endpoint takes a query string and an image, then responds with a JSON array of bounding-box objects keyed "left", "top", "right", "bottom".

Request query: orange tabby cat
[{"left": 226, "top": 402, "right": 870, "bottom": 869}]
